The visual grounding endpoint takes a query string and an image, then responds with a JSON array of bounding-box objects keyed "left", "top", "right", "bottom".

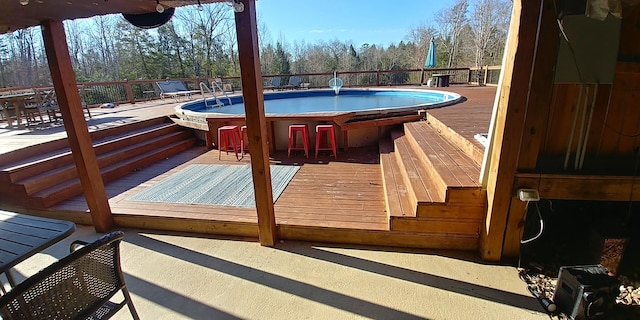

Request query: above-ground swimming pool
[
  {"left": 175, "top": 88, "right": 464, "bottom": 151},
  {"left": 176, "top": 88, "right": 462, "bottom": 117}
]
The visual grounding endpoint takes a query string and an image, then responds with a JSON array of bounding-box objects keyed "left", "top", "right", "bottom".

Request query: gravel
[{"left": 518, "top": 268, "right": 640, "bottom": 319}]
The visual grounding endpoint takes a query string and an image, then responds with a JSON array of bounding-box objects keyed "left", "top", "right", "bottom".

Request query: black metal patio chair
[{"left": 0, "top": 231, "right": 140, "bottom": 320}]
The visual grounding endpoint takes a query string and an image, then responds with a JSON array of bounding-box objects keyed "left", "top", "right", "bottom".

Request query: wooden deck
[
  {"left": 53, "top": 146, "right": 390, "bottom": 231},
  {"left": 1, "top": 85, "right": 497, "bottom": 250}
]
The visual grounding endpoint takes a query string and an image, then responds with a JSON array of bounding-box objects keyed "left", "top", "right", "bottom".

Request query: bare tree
[
  {"left": 408, "top": 23, "right": 438, "bottom": 68},
  {"left": 0, "top": 35, "right": 8, "bottom": 87},
  {"left": 175, "top": 4, "right": 234, "bottom": 78},
  {"left": 65, "top": 20, "right": 92, "bottom": 81},
  {"left": 10, "top": 28, "right": 41, "bottom": 86},
  {"left": 90, "top": 16, "right": 120, "bottom": 80},
  {"left": 469, "top": 0, "right": 511, "bottom": 68},
  {"left": 290, "top": 40, "right": 309, "bottom": 74},
  {"left": 435, "top": 0, "right": 469, "bottom": 68},
  {"left": 0, "top": 1, "right": 510, "bottom": 88}
]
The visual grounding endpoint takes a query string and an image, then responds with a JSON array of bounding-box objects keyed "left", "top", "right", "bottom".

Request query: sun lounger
[
  {"left": 282, "top": 76, "right": 302, "bottom": 90},
  {"left": 156, "top": 80, "right": 200, "bottom": 101},
  {"left": 264, "top": 77, "right": 282, "bottom": 91}
]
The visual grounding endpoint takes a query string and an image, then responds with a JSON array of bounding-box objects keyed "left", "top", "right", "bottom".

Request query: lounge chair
[
  {"left": 156, "top": 80, "right": 200, "bottom": 101},
  {"left": 0, "top": 231, "right": 140, "bottom": 320},
  {"left": 282, "top": 76, "right": 302, "bottom": 90},
  {"left": 264, "top": 77, "right": 282, "bottom": 91}
]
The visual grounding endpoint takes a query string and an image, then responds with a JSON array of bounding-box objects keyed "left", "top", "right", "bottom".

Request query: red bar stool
[
  {"left": 218, "top": 125, "right": 241, "bottom": 160},
  {"left": 240, "top": 125, "right": 248, "bottom": 155},
  {"left": 315, "top": 124, "right": 337, "bottom": 159},
  {"left": 288, "top": 124, "right": 310, "bottom": 158}
]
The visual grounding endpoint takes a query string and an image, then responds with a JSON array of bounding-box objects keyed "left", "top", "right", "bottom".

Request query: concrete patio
[{"left": 8, "top": 225, "right": 548, "bottom": 319}]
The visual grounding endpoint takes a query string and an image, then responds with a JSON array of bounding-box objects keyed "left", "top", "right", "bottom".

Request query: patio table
[
  {"left": 0, "top": 92, "right": 34, "bottom": 128},
  {"left": 432, "top": 74, "right": 452, "bottom": 87},
  {"left": 0, "top": 210, "right": 75, "bottom": 289}
]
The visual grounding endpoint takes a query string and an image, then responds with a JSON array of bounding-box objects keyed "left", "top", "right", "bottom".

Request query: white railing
[{"left": 199, "top": 82, "right": 225, "bottom": 108}]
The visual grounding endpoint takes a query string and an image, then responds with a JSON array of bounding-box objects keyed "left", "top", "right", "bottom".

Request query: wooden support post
[
  {"left": 502, "top": 0, "right": 560, "bottom": 258},
  {"left": 501, "top": 196, "right": 528, "bottom": 257},
  {"left": 41, "top": 20, "right": 113, "bottom": 232},
  {"left": 235, "top": 0, "right": 277, "bottom": 246},
  {"left": 125, "top": 80, "right": 135, "bottom": 104},
  {"left": 342, "top": 129, "right": 349, "bottom": 152},
  {"left": 206, "top": 119, "right": 217, "bottom": 150},
  {"left": 480, "top": 0, "right": 542, "bottom": 261},
  {"left": 267, "top": 120, "right": 276, "bottom": 153}
]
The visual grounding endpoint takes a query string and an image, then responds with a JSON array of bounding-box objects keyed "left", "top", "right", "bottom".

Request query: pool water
[{"left": 179, "top": 89, "right": 461, "bottom": 116}]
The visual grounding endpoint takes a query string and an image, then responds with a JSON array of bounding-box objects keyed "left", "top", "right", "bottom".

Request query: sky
[{"left": 254, "top": 0, "right": 454, "bottom": 48}]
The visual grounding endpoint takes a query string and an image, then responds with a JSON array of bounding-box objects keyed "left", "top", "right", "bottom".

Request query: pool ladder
[{"left": 199, "top": 82, "right": 232, "bottom": 108}]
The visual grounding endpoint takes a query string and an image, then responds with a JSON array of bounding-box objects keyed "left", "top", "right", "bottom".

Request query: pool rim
[{"left": 175, "top": 87, "right": 464, "bottom": 119}]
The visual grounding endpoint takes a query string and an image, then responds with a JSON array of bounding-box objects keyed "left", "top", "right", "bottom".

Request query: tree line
[{"left": 0, "top": 0, "right": 511, "bottom": 88}]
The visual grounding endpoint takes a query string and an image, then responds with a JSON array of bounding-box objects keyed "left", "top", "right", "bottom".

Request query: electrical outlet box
[{"left": 517, "top": 189, "right": 540, "bottom": 202}]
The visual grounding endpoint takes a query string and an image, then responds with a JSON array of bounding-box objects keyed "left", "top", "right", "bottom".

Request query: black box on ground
[{"left": 552, "top": 264, "right": 619, "bottom": 320}]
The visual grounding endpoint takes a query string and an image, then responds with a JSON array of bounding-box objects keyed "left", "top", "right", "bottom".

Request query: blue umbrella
[{"left": 425, "top": 38, "right": 436, "bottom": 68}]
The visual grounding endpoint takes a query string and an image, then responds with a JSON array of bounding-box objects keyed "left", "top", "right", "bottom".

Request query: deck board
[
  {"left": 405, "top": 122, "right": 481, "bottom": 187},
  {"left": 379, "top": 137, "right": 414, "bottom": 218}
]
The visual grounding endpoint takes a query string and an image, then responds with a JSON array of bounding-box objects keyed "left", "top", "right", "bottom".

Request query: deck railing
[{"left": 0, "top": 66, "right": 501, "bottom": 107}]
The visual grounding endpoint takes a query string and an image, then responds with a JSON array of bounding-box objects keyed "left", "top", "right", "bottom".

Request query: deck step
[
  {"left": 0, "top": 116, "right": 197, "bottom": 208},
  {"left": 404, "top": 121, "right": 484, "bottom": 205},
  {"left": 390, "top": 216, "right": 481, "bottom": 236},
  {"left": 379, "top": 137, "right": 415, "bottom": 218},
  {"left": 34, "top": 138, "right": 196, "bottom": 208},
  {"left": 392, "top": 129, "right": 444, "bottom": 204},
  {"left": 0, "top": 117, "right": 167, "bottom": 168},
  {"left": 380, "top": 121, "right": 487, "bottom": 237},
  {"left": 3, "top": 122, "right": 179, "bottom": 183},
  {"left": 424, "top": 112, "right": 485, "bottom": 165},
  {"left": 17, "top": 130, "right": 192, "bottom": 195}
]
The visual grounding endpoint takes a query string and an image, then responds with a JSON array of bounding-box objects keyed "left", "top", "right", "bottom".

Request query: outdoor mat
[{"left": 128, "top": 164, "right": 300, "bottom": 208}]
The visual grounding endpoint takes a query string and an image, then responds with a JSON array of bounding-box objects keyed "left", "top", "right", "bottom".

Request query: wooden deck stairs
[
  {"left": 0, "top": 117, "right": 196, "bottom": 208},
  {"left": 380, "top": 118, "right": 486, "bottom": 248}
]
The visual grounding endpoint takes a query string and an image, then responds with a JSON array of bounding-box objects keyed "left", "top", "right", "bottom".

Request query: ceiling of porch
[{"left": 0, "top": 0, "right": 223, "bottom": 33}]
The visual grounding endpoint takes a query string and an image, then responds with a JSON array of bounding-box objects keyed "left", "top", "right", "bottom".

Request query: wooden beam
[
  {"left": 41, "top": 20, "right": 113, "bottom": 232},
  {"left": 515, "top": 173, "right": 640, "bottom": 201},
  {"left": 503, "top": 0, "right": 559, "bottom": 258},
  {"left": 517, "top": 0, "right": 559, "bottom": 170},
  {"left": 480, "top": 0, "right": 542, "bottom": 261},
  {"left": 234, "top": 0, "right": 277, "bottom": 246},
  {"left": 501, "top": 196, "right": 527, "bottom": 257},
  {"left": 339, "top": 114, "right": 422, "bottom": 130}
]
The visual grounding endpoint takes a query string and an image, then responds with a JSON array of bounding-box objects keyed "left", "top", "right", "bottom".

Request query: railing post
[
  {"left": 376, "top": 70, "right": 380, "bottom": 86},
  {"left": 467, "top": 68, "right": 473, "bottom": 84},
  {"left": 125, "top": 80, "right": 135, "bottom": 104},
  {"left": 484, "top": 65, "right": 490, "bottom": 86},
  {"left": 420, "top": 69, "right": 425, "bottom": 85}
]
